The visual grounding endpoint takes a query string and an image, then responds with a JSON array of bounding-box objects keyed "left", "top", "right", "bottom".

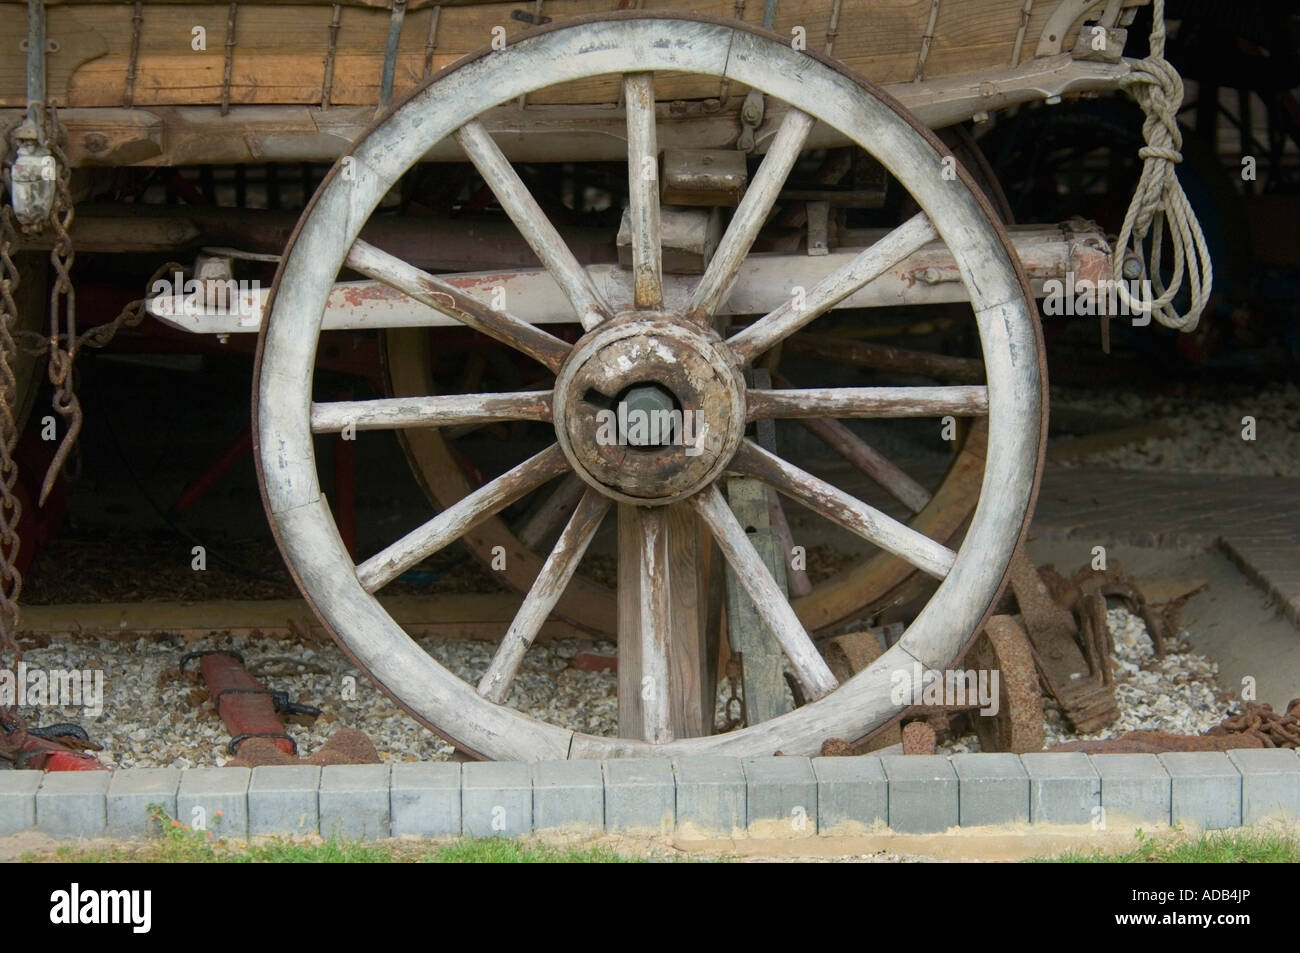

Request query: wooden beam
[{"left": 16, "top": 593, "right": 590, "bottom": 642}]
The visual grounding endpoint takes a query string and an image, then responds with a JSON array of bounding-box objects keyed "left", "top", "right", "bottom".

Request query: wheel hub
[{"left": 552, "top": 314, "right": 746, "bottom": 505}]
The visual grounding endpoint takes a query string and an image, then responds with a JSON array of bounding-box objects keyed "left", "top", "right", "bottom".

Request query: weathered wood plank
[
  {"left": 2, "top": 1, "right": 1145, "bottom": 109},
  {"left": 355, "top": 443, "right": 568, "bottom": 591},
  {"left": 722, "top": 476, "right": 794, "bottom": 726},
  {"left": 16, "top": 593, "right": 591, "bottom": 642},
  {"left": 478, "top": 489, "right": 609, "bottom": 702},
  {"left": 746, "top": 385, "right": 989, "bottom": 420}
]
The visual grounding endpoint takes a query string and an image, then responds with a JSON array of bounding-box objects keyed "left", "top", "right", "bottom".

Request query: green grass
[
  {"left": 15, "top": 804, "right": 654, "bottom": 863},
  {"left": 1039, "top": 828, "right": 1300, "bottom": 863}
]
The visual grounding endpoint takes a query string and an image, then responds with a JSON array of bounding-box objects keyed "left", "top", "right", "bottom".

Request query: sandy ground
[{"left": 0, "top": 823, "right": 1212, "bottom": 864}]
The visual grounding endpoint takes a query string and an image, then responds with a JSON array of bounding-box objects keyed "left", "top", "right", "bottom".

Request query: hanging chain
[
  {"left": 0, "top": 121, "right": 28, "bottom": 751},
  {"left": 39, "top": 106, "right": 80, "bottom": 507}
]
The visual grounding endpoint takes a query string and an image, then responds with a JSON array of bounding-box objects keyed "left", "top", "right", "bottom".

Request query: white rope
[{"left": 1112, "top": 0, "right": 1213, "bottom": 332}]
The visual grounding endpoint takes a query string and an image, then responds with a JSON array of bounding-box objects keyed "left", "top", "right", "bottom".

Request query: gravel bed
[
  {"left": 10, "top": 634, "right": 619, "bottom": 768},
  {"left": 943, "top": 606, "right": 1232, "bottom": 753},
  {"left": 8, "top": 603, "right": 1233, "bottom": 767},
  {"left": 1051, "top": 381, "right": 1300, "bottom": 476}
]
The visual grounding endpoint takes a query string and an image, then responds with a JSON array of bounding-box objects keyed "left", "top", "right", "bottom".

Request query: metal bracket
[
  {"left": 737, "top": 88, "right": 765, "bottom": 154},
  {"left": 9, "top": 2, "right": 57, "bottom": 228}
]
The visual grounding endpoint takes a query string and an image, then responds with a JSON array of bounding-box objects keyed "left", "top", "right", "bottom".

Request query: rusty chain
[
  {"left": 1215, "top": 700, "right": 1300, "bottom": 749},
  {"left": 39, "top": 107, "right": 80, "bottom": 508},
  {"left": 0, "top": 110, "right": 180, "bottom": 753},
  {"left": 0, "top": 119, "right": 28, "bottom": 751}
]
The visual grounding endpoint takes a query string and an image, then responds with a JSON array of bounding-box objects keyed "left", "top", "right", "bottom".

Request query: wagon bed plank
[{"left": 1, "top": 0, "right": 1146, "bottom": 108}]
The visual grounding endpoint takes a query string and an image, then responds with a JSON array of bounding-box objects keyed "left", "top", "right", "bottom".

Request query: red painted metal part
[
  {"left": 197, "top": 652, "right": 295, "bottom": 755},
  {"left": 172, "top": 427, "right": 253, "bottom": 515},
  {"left": 12, "top": 735, "right": 107, "bottom": 771}
]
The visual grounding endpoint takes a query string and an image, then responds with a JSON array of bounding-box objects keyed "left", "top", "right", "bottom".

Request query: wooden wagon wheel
[
  {"left": 254, "top": 13, "right": 1046, "bottom": 759},
  {"left": 383, "top": 328, "right": 989, "bottom": 638}
]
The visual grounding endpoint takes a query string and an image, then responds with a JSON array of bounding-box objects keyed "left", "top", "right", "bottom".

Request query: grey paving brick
[
  {"left": 462, "top": 761, "right": 531, "bottom": 837},
  {"left": 1227, "top": 748, "right": 1300, "bottom": 824},
  {"left": 177, "top": 767, "right": 251, "bottom": 839},
  {"left": 744, "top": 758, "right": 816, "bottom": 835},
  {"left": 390, "top": 762, "right": 460, "bottom": 837},
  {"left": 951, "top": 753, "right": 1028, "bottom": 826},
  {"left": 603, "top": 758, "right": 674, "bottom": 834},
  {"left": 0, "top": 770, "right": 41, "bottom": 834},
  {"left": 107, "top": 768, "right": 181, "bottom": 838},
  {"left": 532, "top": 761, "right": 603, "bottom": 833},
  {"left": 672, "top": 756, "right": 745, "bottom": 835},
  {"left": 1159, "top": 752, "right": 1241, "bottom": 830},
  {"left": 248, "top": 764, "right": 321, "bottom": 836},
  {"left": 811, "top": 756, "right": 886, "bottom": 834},
  {"left": 1021, "top": 752, "right": 1100, "bottom": 825},
  {"left": 881, "top": 755, "right": 957, "bottom": 833},
  {"left": 319, "top": 763, "right": 391, "bottom": 840},
  {"left": 36, "top": 771, "right": 111, "bottom": 839},
  {"left": 1090, "top": 754, "right": 1171, "bottom": 826}
]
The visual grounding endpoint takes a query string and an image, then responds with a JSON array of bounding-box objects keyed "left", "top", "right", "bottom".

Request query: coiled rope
[{"left": 1112, "top": 0, "right": 1213, "bottom": 331}]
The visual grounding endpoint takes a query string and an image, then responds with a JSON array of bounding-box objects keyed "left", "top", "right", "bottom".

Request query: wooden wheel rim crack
[{"left": 253, "top": 12, "right": 1046, "bottom": 760}]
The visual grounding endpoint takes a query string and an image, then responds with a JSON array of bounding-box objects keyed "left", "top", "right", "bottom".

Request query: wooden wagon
[{"left": 1, "top": 0, "right": 1202, "bottom": 759}]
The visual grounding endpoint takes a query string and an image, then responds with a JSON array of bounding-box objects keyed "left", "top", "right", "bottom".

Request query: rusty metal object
[
  {"left": 967, "top": 614, "right": 1045, "bottom": 754},
  {"left": 1051, "top": 731, "right": 1265, "bottom": 754},
  {"left": 1051, "top": 699, "right": 1300, "bottom": 755},
  {"left": 823, "top": 629, "right": 885, "bottom": 684},
  {"left": 1213, "top": 700, "right": 1300, "bottom": 749},
  {"left": 1047, "top": 562, "right": 1171, "bottom": 655},
  {"left": 901, "top": 719, "right": 937, "bottom": 755},
  {"left": 1008, "top": 549, "right": 1118, "bottom": 734}
]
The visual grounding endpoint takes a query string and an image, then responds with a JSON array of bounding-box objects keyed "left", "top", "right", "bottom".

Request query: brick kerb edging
[{"left": 2, "top": 750, "right": 1296, "bottom": 840}]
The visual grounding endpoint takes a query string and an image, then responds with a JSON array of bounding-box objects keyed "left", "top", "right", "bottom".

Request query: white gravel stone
[{"left": 11, "top": 633, "right": 623, "bottom": 767}]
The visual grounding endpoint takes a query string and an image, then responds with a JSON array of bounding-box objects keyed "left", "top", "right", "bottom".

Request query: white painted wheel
[{"left": 254, "top": 13, "right": 1046, "bottom": 759}]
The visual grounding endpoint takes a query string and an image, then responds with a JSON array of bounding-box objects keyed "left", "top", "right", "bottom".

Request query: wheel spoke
[
  {"left": 624, "top": 73, "right": 663, "bottom": 310},
  {"left": 784, "top": 332, "right": 986, "bottom": 382},
  {"left": 690, "top": 483, "right": 839, "bottom": 700},
  {"left": 687, "top": 109, "right": 816, "bottom": 323},
  {"left": 355, "top": 444, "right": 568, "bottom": 592},
  {"left": 795, "top": 415, "right": 932, "bottom": 514},
  {"left": 454, "top": 119, "right": 612, "bottom": 330},
  {"left": 731, "top": 440, "right": 955, "bottom": 579},
  {"left": 747, "top": 385, "right": 988, "bottom": 420},
  {"left": 637, "top": 507, "right": 674, "bottom": 743},
  {"left": 514, "top": 471, "right": 587, "bottom": 551},
  {"left": 311, "top": 391, "right": 552, "bottom": 434},
  {"left": 728, "top": 212, "right": 938, "bottom": 361},
  {"left": 771, "top": 369, "right": 932, "bottom": 513},
  {"left": 767, "top": 492, "right": 813, "bottom": 597},
  {"left": 478, "top": 489, "right": 611, "bottom": 703},
  {"left": 346, "top": 239, "right": 571, "bottom": 372}
]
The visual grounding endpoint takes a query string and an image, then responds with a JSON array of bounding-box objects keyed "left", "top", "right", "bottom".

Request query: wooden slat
[
  {"left": 722, "top": 476, "right": 794, "bottom": 726},
  {"left": 692, "top": 484, "right": 838, "bottom": 700},
  {"left": 355, "top": 443, "right": 568, "bottom": 591},
  {"left": 4, "top": 2, "right": 1137, "bottom": 113},
  {"left": 16, "top": 593, "right": 589, "bottom": 642},
  {"left": 747, "top": 385, "right": 989, "bottom": 420},
  {"left": 310, "top": 390, "right": 552, "bottom": 432},
  {"left": 732, "top": 440, "right": 956, "bottom": 580},
  {"left": 478, "top": 489, "right": 609, "bottom": 702}
]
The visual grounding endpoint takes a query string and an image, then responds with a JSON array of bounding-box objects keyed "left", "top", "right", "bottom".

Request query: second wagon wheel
[{"left": 254, "top": 13, "right": 1046, "bottom": 759}]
